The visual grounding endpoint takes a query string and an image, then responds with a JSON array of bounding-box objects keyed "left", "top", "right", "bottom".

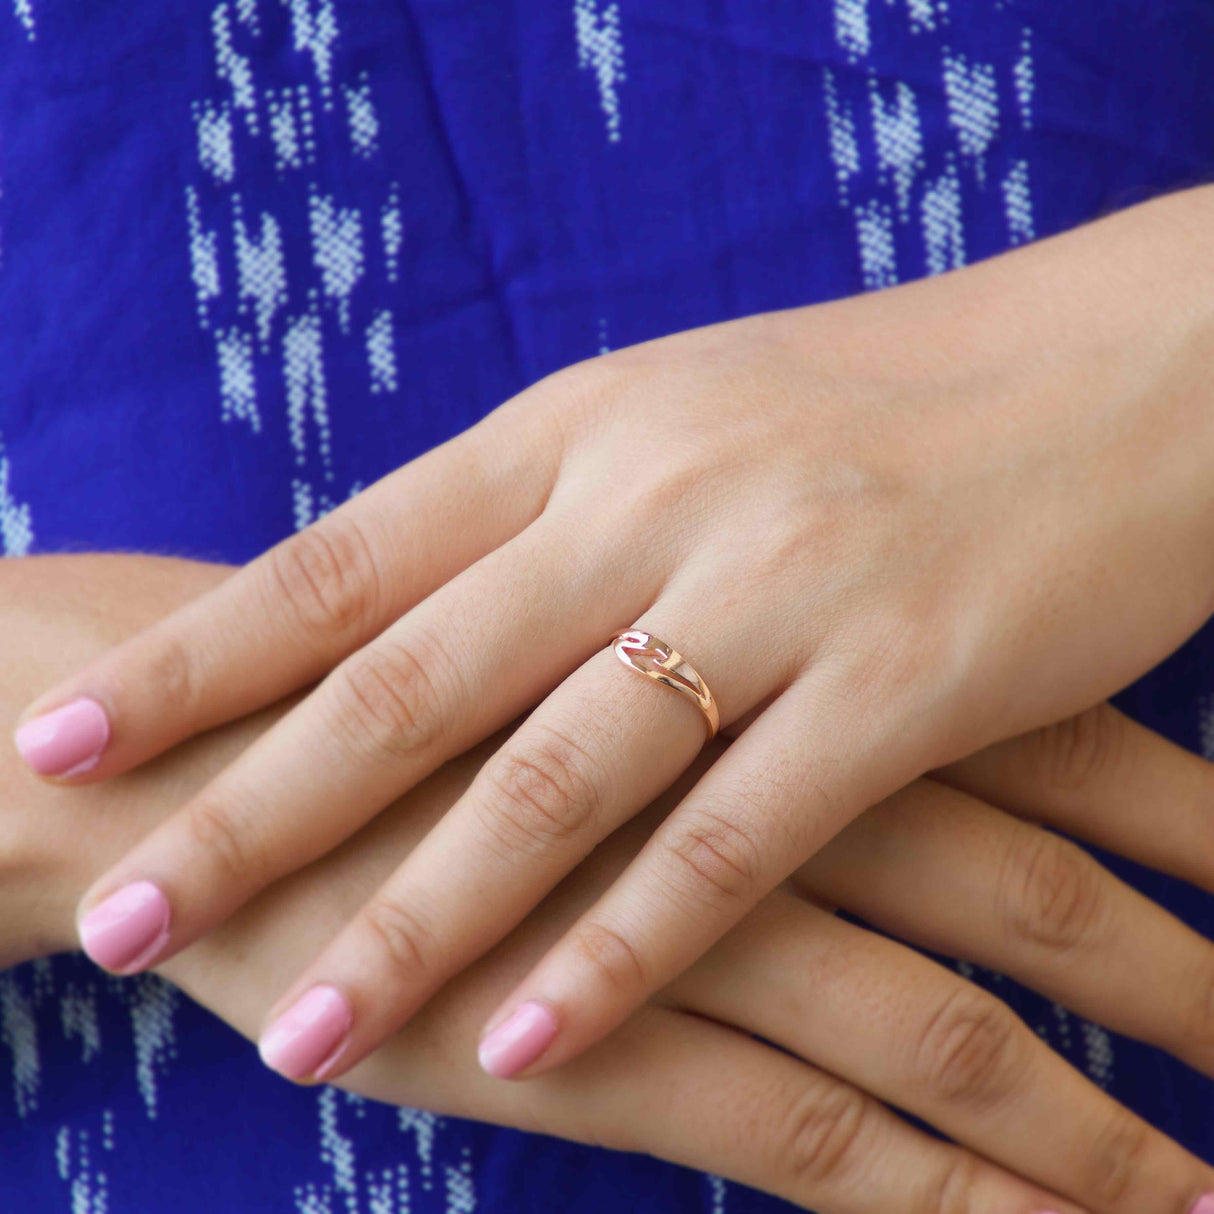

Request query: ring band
[{"left": 610, "top": 629, "right": 721, "bottom": 741}]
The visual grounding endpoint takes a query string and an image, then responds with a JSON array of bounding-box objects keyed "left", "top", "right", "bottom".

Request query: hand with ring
[{"left": 14, "top": 184, "right": 1214, "bottom": 1085}]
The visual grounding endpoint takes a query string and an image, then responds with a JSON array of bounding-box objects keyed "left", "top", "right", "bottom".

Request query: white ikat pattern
[
  {"left": 574, "top": 0, "right": 625, "bottom": 143},
  {"left": 180, "top": 0, "right": 402, "bottom": 528},
  {"left": 825, "top": 0, "right": 1035, "bottom": 285}
]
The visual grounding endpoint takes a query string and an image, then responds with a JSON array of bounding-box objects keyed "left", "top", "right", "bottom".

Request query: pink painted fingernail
[
  {"left": 259, "top": 985, "right": 353, "bottom": 1082},
  {"left": 79, "top": 881, "right": 171, "bottom": 974},
  {"left": 1189, "top": 1196, "right": 1214, "bottom": 1214},
  {"left": 477, "top": 1001, "right": 559, "bottom": 1078},
  {"left": 15, "top": 697, "right": 111, "bottom": 777}
]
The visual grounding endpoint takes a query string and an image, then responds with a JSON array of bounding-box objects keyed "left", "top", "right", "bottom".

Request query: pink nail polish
[
  {"left": 79, "top": 881, "right": 171, "bottom": 974},
  {"left": 259, "top": 985, "right": 353, "bottom": 1082},
  {"left": 478, "top": 1001, "right": 559, "bottom": 1079},
  {"left": 1189, "top": 1196, "right": 1214, "bottom": 1214},
  {"left": 15, "top": 697, "right": 110, "bottom": 777}
]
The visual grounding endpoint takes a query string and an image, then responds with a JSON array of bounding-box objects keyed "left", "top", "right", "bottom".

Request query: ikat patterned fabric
[{"left": 2, "top": 1, "right": 1213, "bottom": 1209}]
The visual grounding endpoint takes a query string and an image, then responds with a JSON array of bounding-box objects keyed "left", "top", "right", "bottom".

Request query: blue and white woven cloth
[{"left": 2, "top": 2, "right": 1213, "bottom": 1209}]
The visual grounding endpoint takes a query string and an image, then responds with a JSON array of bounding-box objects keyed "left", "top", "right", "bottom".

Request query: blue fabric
[{"left": 2, "top": 1, "right": 1213, "bottom": 1209}]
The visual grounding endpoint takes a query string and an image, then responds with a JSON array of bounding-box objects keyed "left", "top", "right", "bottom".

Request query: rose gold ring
[{"left": 610, "top": 629, "right": 721, "bottom": 741}]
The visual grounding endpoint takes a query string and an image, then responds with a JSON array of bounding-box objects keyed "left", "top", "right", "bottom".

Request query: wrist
[{"left": 964, "top": 182, "right": 1214, "bottom": 608}]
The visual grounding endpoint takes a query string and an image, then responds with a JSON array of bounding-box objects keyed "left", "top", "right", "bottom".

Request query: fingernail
[
  {"left": 1189, "top": 1195, "right": 1214, "bottom": 1214},
  {"left": 80, "top": 881, "right": 171, "bottom": 974},
  {"left": 259, "top": 985, "right": 353, "bottom": 1082},
  {"left": 15, "top": 697, "right": 111, "bottom": 776},
  {"left": 477, "top": 1001, "right": 559, "bottom": 1078}
]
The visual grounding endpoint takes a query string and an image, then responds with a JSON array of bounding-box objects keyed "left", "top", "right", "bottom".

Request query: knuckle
[
  {"left": 568, "top": 920, "right": 649, "bottom": 996},
  {"left": 912, "top": 987, "right": 1025, "bottom": 1109},
  {"left": 664, "top": 806, "right": 765, "bottom": 908},
  {"left": 527, "top": 359, "right": 627, "bottom": 459},
  {"left": 327, "top": 632, "right": 452, "bottom": 762},
  {"left": 266, "top": 513, "right": 381, "bottom": 640},
  {"left": 776, "top": 1082, "right": 870, "bottom": 1188},
  {"left": 1030, "top": 702, "right": 1126, "bottom": 793},
  {"left": 187, "top": 794, "right": 269, "bottom": 887},
  {"left": 538, "top": 357, "right": 616, "bottom": 413},
  {"left": 480, "top": 726, "right": 606, "bottom": 853},
  {"left": 140, "top": 632, "right": 201, "bottom": 721},
  {"left": 920, "top": 1154, "right": 983, "bottom": 1214},
  {"left": 361, "top": 896, "right": 434, "bottom": 984},
  {"left": 624, "top": 458, "right": 717, "bottom": 524},
  {"left": 814, "top": 582, "right": 952, "bottom": 714},
  {"left": 1083, "top": 1107, "right": 1154, "bottom": 1210},
  {"left": 1000, "top": 828, "right": 1109, "bottom": 954}
]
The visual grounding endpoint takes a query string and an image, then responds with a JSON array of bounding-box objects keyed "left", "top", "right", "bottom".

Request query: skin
[
  {"left": 5, "top": 554, "right": 1214, "bottom": 1213},
  {"left": 16, "top": 185, "right": 1214, "bottom": 1087}
]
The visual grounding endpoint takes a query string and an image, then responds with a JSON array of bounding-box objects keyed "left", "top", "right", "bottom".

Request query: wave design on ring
[{"left": 610, "top": 629, "right": 720, "bottom": 740}]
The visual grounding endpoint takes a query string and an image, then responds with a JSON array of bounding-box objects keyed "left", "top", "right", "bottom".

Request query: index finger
[{"left": 12, "top": 402, "right": 559, "bottom": 781}]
